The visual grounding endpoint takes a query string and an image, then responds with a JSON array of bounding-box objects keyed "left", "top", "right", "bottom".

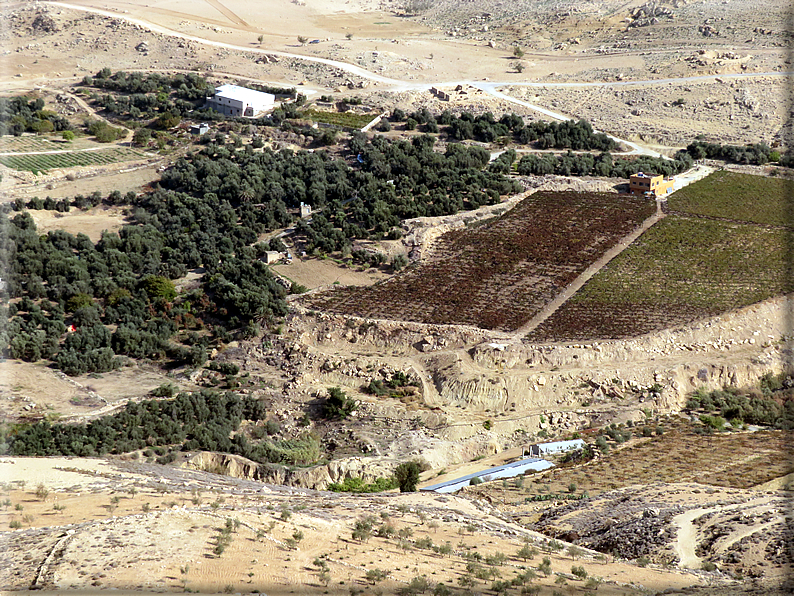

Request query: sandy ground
[
  {"left": 27, "top": 205, "right": 128, "bottom": 242},
  {"left": 2, "top": 0, "right": 783, "bottom": 95},
  {"left": 6, "top": 163, "right": 162, "bottom": 201},
  {"left": 0, "top": 457, "right": 145, "bottom": 490},
  {"left": 0, "top": 457, "right": 708, "bottom": 594},
  {"left": 272, "top": 256, "right": 389, "bottom": 289},
  {"left": 0, "top": 359, "right": 197, "bottom": 422}
]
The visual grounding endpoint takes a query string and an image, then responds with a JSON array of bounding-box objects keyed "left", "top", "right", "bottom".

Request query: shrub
[
  {"left": 152, "top": 383, "right": 178, "bottom": 398},
  {"left": 394, "top": 460, "right": 422, "bottom": 492},
  {"left": 141, "top": 275, "right": 177, "bottom": 301},
  {"left": 34, "top": 484, "right": 49, "bottom": 501},
  {"left": 322, "top": 386, "right": 357, "bottom": 419},
  {"left": 571, "top": 565, "right": 587, "bottom": 579},
  {"left": 699, "top": 414, "right": 726, "bottom": 430},
  {"left": 352, "top": 516, "right": 374, "bottom": 542}
]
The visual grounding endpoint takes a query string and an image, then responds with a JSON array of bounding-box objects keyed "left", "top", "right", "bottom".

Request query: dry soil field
[
  {"left": 0, "top": 456, "right": 712, "bottom": 595},
  {"left": 305, "top": 191, "right": 656, "bottom": 330}
]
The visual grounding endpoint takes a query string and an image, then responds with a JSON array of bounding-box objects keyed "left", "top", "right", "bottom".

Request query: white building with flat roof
[{"left": 205, "top": 84, "right": 275, "bottom": 117}]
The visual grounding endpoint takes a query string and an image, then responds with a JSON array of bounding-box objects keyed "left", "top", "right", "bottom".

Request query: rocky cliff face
[
  {"left": 183, "top": 429, "right": 508, "bottom": 489},
  {"left": 184, "top": 452, "right": 397, "bottom": 490}
]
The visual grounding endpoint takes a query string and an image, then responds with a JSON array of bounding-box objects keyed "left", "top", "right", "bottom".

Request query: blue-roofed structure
[
  {"left": 527, "top": 439, "right": 586, "bottom": 458},
  {"left": 420, "top": 458, "right": 554, "bottom": 494}
]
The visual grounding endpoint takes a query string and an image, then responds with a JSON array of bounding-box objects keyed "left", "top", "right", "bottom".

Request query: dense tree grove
[
  {"left": 516, "top": 150, "right": 694, "bottom": 178},
  {"left": 4, "top": 126, "right": 516, "bottom": 374},
  {"left": 1, "top": 390, "right": 318, "bottom": 465},
  {"left": 82, "top": 69, "right": 212, "bottom": 123},
  {"left": 244, "top": 83, "right": 298, "bottom": 98},
  {"left": 3, "top": 179, "right": 289, "bottom": 374},
  {"left": 684, "top": 140, "right": 776, "bottom": 166},
  {"left": 84, "top": 69, "right": 212, "bottom": 99},
  {"left": 397, "top": 108, "right": 616, "bottom": 151},
  {"left": 0, "top": 96, "right": 72, "bottom": 136},
  {"left": 163, "top": 133, "right": 521, "bottom": 253}
]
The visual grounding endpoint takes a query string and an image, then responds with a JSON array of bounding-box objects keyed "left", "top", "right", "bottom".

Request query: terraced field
[
  {"left": 300, "top": 109, "right": 376, "bottom": 129},
  {"left": 466, "top": 423, "right": 793, "bottom": 499},
  {"left": 526, "top": 216, "right": 794, "bottom": 341},
  {"left": 305, "top": 191, "right": 656, "bottom": 331},
  {"left": 0, "top": 147, "right": 147, "bottom": 172},
  {"left": 0, "top": 136, "right": 63, "bottom": 152},
  {"left": 668, "top": 171, "right": 794, "bottom": 227}
]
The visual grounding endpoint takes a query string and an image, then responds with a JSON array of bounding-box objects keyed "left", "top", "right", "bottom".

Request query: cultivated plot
[
  {"left": 668, "top": 170, "right": 794, "bottom": 227},
  {"left": 0, "top": 147, "right": 146, "bottom": 172},
  {"left": 526, "top": 216, "right": 794, "bottom": 341},
  {"left": 306, "top": 192, "right": 656, "bottom": 331}
]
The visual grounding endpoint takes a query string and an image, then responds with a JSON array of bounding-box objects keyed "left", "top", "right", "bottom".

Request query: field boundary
[{"left": 515, "top": 201, "right": 665, "bottom": 339}]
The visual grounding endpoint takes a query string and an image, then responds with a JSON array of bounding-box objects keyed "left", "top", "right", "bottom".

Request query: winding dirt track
[{"left": 44, "top": 0, "right": 793, "bottom": 160}]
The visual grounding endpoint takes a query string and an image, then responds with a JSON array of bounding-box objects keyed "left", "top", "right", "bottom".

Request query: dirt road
[
  {"left": 672, "top": 496, "right": 777, "bottom": 569},
  {"left": 673, "top": 507, "right": 710, "bottom": 568},
  {"left": 514, "top": 203, "right": 666, "bottom": 338},
  {"left": 44, "top": 0, "right": 793, "bottom": 160}
]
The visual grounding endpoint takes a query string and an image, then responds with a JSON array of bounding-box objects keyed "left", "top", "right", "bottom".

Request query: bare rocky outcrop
[
  {"left": 31, "top": 13, "right": 60, "bottom": 33},
  {"left": 182, "top": 422, "right": 513, "bottom": 488},
  {"left": 184, "top": 451, "right": 397, "bottom": 490}
]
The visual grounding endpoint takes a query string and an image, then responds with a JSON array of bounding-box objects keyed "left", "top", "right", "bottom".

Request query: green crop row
[
  {"left": 668, "top": 171, "right": 794, "bottom": 227},
  {"left": 300, "top": 109, "right": 376, "bottom": 129},
  {"left": 0, "top": 148, "right": 145, "bottom": 172},
  {"left": 527, "top": 215, "right": 794, "bottom": 341}
]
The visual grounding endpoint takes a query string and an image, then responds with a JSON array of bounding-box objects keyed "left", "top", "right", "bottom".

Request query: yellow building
[{"left": 629, "top": 172, "right": 675, "bottom": 198}]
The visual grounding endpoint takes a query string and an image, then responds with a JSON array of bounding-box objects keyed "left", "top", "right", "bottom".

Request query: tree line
[
  {"left": 684, "top": 140, "right": 788, "bottom": 166},
  {"left": 394, "top": 108, "right": 616, "bottom": 151},
  {"left": 515, "top": 150, "right": 694, "bottom": 178},
  {"left": 1, "top": 389, "right": 319, "bottom": 466}
]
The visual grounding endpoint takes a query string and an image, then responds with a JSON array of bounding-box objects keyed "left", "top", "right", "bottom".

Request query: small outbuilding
[
  {"left": 264, "top": 251, "right": 283, "bottom": 264},
  {"left": 190, "top": 123, "right": 210, "bottom": 135},
  {"left": 205, "top": 84, "right": 275, "bottom": 118}
]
